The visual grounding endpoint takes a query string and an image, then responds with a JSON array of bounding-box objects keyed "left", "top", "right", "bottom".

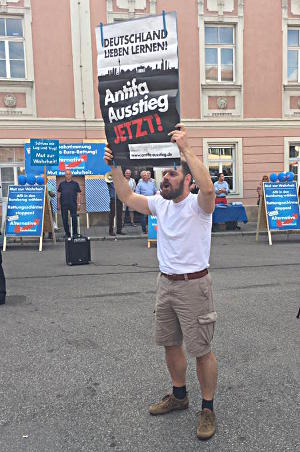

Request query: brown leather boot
[{"left": 149, "top": 394, "right": 189, "bottom": 415}]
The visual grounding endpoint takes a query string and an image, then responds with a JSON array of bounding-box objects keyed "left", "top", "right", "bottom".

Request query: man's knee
[
  {"left": 165, "top": 344, "right": 185, "bottom": 356},
  {"left": 196, "top": 351, "right": 214, "bottom": 364},
  {"left": 165, "top": 344, "right": 183, "bottom": 351}
]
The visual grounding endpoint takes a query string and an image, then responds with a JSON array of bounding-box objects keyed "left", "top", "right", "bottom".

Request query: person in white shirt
[
  {"left": 104, "top": 124, "right": 217, "bottom": 441},
  {"left": 122, "top": 168, "right": 137, "bottom": 226}
]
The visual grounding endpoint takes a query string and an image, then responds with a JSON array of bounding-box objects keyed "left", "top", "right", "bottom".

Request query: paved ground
[
  {"left": 0, "top": 234, "right": 299, "bottom": 452},
  {"left": 52, "top": 220, "right": 258, "bottom": 242}
]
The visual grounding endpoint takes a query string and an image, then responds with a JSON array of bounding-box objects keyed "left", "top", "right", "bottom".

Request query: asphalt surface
[{"left": 0, "top": 234, "right": 299, "bottom": 452}]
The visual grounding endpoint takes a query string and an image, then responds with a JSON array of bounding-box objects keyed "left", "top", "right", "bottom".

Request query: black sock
[
  {"left": 173, "top": 385, "right": 187, "bottom": 400},
  {"left": 202, "top": 398, "right": 213, "bottom": 411}
]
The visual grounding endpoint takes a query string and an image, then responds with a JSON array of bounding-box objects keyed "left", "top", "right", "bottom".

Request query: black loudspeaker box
[{"left": 65, "top": 236, "right": 91, "bottom": 266}]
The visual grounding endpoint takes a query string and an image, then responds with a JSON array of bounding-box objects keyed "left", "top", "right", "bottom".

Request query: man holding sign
[{"left": 104, "top": 124, "right": 218, "bottom": 440}]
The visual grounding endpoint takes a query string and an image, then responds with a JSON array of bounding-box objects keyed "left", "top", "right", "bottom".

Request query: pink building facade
[{"left": 0, "top": 0, "right": 300, "bottom": 208}]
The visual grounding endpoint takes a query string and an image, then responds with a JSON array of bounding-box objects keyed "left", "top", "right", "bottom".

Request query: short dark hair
[
  {"left": 218, "top": 173, "right": 224, "bottom": 178},
  {"left": 181, "top": 161, "right": 191, "bottom": 177}
]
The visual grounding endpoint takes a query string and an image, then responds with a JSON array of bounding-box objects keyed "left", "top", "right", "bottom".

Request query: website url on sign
[
  {"left": 130, "top": 151, "right": 174, "bottom": 159},
  {"left": 129, "top": 143, "right": 180, "bottom": 160}
]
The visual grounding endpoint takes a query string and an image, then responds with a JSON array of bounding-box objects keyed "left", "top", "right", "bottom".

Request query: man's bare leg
[
  {"left": 165, "top": 344, "right": 187, "bottom": 386},
  {"left": 196, "top": 351, "right": 218, "bottom": 400}
]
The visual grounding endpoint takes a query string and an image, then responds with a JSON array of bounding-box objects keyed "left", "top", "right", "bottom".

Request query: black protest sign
[{"left": 96, "top": 12, "right": 180, "bottom": 167}]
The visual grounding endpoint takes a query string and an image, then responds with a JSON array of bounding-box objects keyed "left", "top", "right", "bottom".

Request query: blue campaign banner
[
  {"left": 148, "top": 215, "right": 157, "bottom": 240},
  {"left": 30, "top": 139, "right": 59, "bottom": 166},
  {"left": 5, "top": 185, "right": 45, "bottom": 237},
  {"left": 263, "top": 182, "right": 300, "bottom": 231},
  {"left": 25, "top": 143, "right": 110, "bottom": 176}
]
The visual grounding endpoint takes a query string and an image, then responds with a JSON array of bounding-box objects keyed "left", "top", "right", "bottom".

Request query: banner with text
[
  {"left": 263, "top": 182, "right": 300, "bottom": 231},
  {"left": 5, "top": 185, "right": 45, "bottom": 237},
  {"left": 25, "top": 143, "right": 109, "bottom": 176},
  {"left": 96, "top": 12, "right": 180, "bottom": 167},
  {"left": 30, "top": 139, "right": 59, "bottom": 166}
]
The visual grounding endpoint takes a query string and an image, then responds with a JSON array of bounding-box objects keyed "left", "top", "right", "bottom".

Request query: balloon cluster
[
  {"left": 269, "top": 172, "right": 294, "bottom": 183},
  {"left": 18, "top": 175, "right": 45, "bottom": 185}
]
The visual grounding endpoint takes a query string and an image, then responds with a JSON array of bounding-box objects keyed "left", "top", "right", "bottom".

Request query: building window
[
  {"left": 288, "top": 143, "right": 300, "bottom": 181},
  {"left": 287, "top": 28, "right": 300, "bottom": 82},
  {"left": 205, "top": 25, "right": 235, "bottom": 82},
  {"left": 208, "top": 145, "right": 235, "bottom": 190},
  {"left": 0, "top": 147, "right": 24, "bottom": 199},
  {"left": 0, "top": 166, "right": 15, "bottom": 198},
  {"left": 0, "top": 17, "right": 25, "bottom": 79}
]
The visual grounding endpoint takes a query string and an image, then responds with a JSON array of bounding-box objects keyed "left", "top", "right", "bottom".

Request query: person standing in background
[
  {"left": 257, "top": 175, "right": 269, "bottom": 206},
  {"left": 214, "top": 173, "right": 229, "bottom": 204},
  {"left": 57, "top": 170, "right": 81, "bottom": 238},
  {"left": 190, "top": 180, "right": 199, "bottom": 194},
  {"left": 123, "top": 169, "right": 136, "bottom": 227},
  {"left": 108, "top": 181, "right": 125, "bottom": 236},
  {"left": 135, "top": 170, "right": 157, "bottom": 233}
]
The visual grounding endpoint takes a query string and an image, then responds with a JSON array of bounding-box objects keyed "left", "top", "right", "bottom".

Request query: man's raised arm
[
  {"left": 104, "top": 147, "right": 152, "bottom": 215},
  {"left": 169, "top": 124, "right": 215, "bottom": 213}
]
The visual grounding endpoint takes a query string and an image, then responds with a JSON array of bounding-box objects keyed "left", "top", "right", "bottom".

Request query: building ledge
[
  {"left": 0, "top": 117, "right": 299, "bottom": 131},
  {"left": 283, "top": 83, "right": 300, "bottom": 91},
  {"left": 201, "top": 83, "right": 242, "bottom": 91},
  {"left": 0, "top": 79, "right": 34, "bottom": 88}
]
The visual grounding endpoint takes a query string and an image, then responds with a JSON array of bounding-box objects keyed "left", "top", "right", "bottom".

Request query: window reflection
[
  {"left": 205, "top": 25, "right": 235, "bottom": 83},
  {"left": 288, "top": 29, "right": 300, "bottom": 82},
  {"left": 208, "top": 145, "right": 235, "bottom": 191},
  {"left": 288, "top": 29, "right": 299, "bottom": 46}
]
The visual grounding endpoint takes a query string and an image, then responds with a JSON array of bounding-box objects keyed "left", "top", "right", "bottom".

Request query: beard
[{"left": 160, "top": 178, "right": 185, "bottom": 200}]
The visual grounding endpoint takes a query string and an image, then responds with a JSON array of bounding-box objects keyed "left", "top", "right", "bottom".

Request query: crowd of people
[
  {"left": 108, "top": 168, "right": 158, "bottom": 236},
  {"left": 108, "top": 169, "right": 237, "bottom": 236}
]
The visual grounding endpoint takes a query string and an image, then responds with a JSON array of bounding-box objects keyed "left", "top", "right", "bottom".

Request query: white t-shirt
[{"left": 147, "top": 193, "right": 212, "bottom": 274}]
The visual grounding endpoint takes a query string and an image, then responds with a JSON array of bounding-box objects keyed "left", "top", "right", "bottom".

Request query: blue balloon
[
  {"left": 27, "top": 175, "right": 36, "bottom": 185},
  {"left": 36, "top": 176, "right": 45, "bottom": 185},
  {"left": 18, "top": 175, "right": 27, "bottom": 185},
  {"left": 286, "top": 171, "right": 294, "bottom": 182},
  {"left": 269, "top": 173, "right": 278, "bottom": 182},
  {"left": 278, "top": 172, "right": 286, "bottom": 182}
]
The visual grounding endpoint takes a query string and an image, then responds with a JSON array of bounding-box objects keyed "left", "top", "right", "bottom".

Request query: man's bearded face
[{"left": 160, "top": 169, "right": 185, "bottom": 200}]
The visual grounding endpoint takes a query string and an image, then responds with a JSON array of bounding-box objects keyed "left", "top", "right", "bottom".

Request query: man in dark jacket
[{"left": 57, "top": 170, "right": 81, "bottom": 238}]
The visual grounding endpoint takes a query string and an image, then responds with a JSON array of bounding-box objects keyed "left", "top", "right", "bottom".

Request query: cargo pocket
[{"left": 197, "top": 311, "right": 217, "bottom": 345}]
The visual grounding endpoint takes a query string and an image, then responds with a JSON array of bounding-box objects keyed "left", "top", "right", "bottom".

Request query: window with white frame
[
  {"left": 287, "top": 28, "right": 300, "bottom": 82},
  {"left": 0, "top": 147, "right": 24, "bottom": 199},
  {"left": 205, "top": 25, "right": 235, "bottom": 82},
  {"left": 288, "top": 143, "right": 300, "bottom": 182},
  {"left": 0, "top": 17, "right": 25, "bottom": 79},
  {"left": 208, "top": 145, "right": 235, "bottom": 191}
]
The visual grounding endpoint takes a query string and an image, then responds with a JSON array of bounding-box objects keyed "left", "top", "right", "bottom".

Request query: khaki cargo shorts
[{"left": 155, "top": 272, "right": 217, "bottom": 357}]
